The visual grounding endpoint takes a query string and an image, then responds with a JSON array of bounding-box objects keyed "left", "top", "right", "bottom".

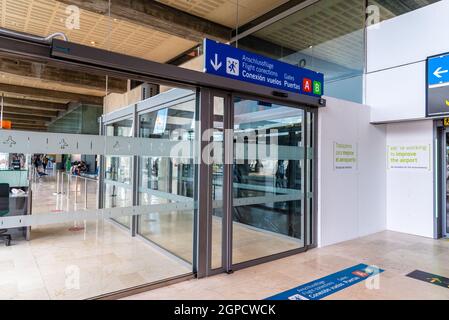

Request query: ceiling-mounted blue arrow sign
[
  {"left": 427, "top": 53, "right": 449, "bottom": 117},
  {"left": 210, "top": 53, "right": 222, "bottom": 71},
  {"left": 203, "top": 39, "right": 324, "bottom": 97},
  {"left": 428, "top": 53, "right": 449, "bottom": 87}
]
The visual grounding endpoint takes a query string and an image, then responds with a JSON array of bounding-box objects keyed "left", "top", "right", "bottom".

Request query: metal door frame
[
  {"left": 435, "top": 121, "right": 448, "bottom": 239},
  {"left": 201, "top": 89, "right": 318, "bottom": 277},
  {"left": 199, "top": 89, "right": 233, "bottom": 277},
  {"left": 436, "top": 122, "right": 447, "bottom": 238},
  {"left": 100, "top": 113, "right": 136, "bottom": 235}
]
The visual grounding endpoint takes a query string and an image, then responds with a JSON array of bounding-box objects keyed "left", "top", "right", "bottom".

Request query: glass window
[
  {"left": 47, "top": 105, "right": 102, "bottom": 134},
  {"left": 238, "top": 0, "right": 366, "bottom": 103},
  {"left": 236, "top": 0, "right": 441, "bottom": 103},
  {"left": 232, "top": 97, "right": 306, "bottom": 264},
  {"left": 104, "top": 118, "right": 134, "bottom": 228},
  {"left": 137, "top": 89, "right": 197, "bottom": 264}
]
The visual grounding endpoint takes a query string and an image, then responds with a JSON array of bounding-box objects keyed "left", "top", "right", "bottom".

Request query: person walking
[{"left": 42, "top": 155, "right": 48, "bottom": 172}]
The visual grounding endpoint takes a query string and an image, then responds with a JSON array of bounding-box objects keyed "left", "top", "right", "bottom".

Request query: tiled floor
[
  {"left": 12, "top": 172, "right": 449, "bottom": 300},
  {"left": 124, "top": 231, "right": 449, "bottom": 300},
  {"left": 1, "top": 172, "right": 306, "bottom": 299},
  {"left": 0, "top": 173, "right": 191, "bottom": 300},
  {"left": 0, "top": 219, "right": 192, "bottom": 300}
]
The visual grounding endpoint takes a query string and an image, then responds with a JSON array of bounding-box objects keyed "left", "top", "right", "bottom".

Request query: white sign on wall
[
  {"left": 333, "top": 142, "right": 357, "bottom": 171},
  {"left": 387, "top": 144, "right": 431, "bottom": 170}
]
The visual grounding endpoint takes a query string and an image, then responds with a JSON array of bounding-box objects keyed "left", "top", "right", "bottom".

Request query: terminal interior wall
[
  {"left": 386, "top": 120, "right": 435, "bottom": 238},
  {"left": 317, "top": 97, "right": 387, "bottom": 247},
  {"left": 366, "top": 0, "right": 449, "bottom": 122},
  {"left": 365, "top": 1, "right": 441, "bottom": 238}
]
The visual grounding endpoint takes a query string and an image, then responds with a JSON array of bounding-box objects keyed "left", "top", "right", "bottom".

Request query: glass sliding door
[
  {"left": 203, "top": 92, "right": 315, "bottom": 273},
  {"left": 104, "top": 118, "right": 134, "bottom": 228},
  {"left": 137, "top": 89, "right": 197, "bottom": 264},
  {"left": 231, "top": 97, "right": 306, "bottom": 265}
]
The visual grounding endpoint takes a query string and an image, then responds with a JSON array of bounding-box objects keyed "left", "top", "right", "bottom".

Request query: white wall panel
[
  {"left": 367, "top": 62, "right": 426, "bottom": 122},
  {"left": 318, "top": 97, "right": 386, "bottom": 247},
  {"left": 367, "top": 0, "right": 449, "bottom": 73},
  {"left": 385, "top": 120, "right": 435, "bottom": 238}
]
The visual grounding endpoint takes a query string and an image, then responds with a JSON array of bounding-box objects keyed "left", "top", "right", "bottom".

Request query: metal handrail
[
  {"left": 57, "top": 171, "right": 98, "bottom": 209},
  {"left": 61, "top": 171, "right": 98, "bottom": 182},
  {"left": 0, "top": 27, "right": 68, "bottom": 44}
]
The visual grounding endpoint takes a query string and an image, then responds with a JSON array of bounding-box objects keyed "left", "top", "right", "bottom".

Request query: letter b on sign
[{"left": 313, "top": 81, "right": 322, "bottom": 95}]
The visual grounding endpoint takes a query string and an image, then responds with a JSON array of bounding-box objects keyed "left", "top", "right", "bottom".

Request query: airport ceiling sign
[
  {"left": 203, "top": 38, "right": 324, "bottom": 97},
  {"left": 428, "top": 53, "right": 449, "bottom": 86},
  {"left": 427, "top": 53, "right": 449, "bottom": 117}
]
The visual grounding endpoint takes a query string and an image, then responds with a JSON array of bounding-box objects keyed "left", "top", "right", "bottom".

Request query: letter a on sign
[{"left": 303, "top": 78, "right": 312, "bottom": 93}]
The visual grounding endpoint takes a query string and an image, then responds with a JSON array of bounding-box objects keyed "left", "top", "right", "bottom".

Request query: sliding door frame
[
  {"left": 201, "top": 90, "right": 318, "bottom": 277},
  {"left": 0, "top": 33, "right": 321, "bottom": 283},
  {"left": 229, "top": 93, "right": 316, "bottom": 272}
]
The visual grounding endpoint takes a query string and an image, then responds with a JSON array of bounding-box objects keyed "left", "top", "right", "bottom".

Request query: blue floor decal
[{"left": 265, "top": 264, "right": 384, "bottom": 300}]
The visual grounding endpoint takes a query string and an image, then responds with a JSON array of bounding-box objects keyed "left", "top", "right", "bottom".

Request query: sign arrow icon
[
  {"left": 434, "top": 66, "right": 448, "bottom": 78},
  {"left": 210, "top": 54, "right": 222, "bottom": 71}
]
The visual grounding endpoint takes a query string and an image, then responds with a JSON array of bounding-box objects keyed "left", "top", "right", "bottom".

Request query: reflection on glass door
[
  {"left": 104, "top": 118, "right": 133, "bottom": 228},
  {"left": 211, "top": 95, "right": 225, "bottom": 270},
  {"left": 137, "top": 89, "right": 197, "bottom": 264},
  {"left": 232, "top": 97, "right": 306, "bottom": 265},
  {"left": 446, "top": 132, "right": 449, "bottom": 236}
]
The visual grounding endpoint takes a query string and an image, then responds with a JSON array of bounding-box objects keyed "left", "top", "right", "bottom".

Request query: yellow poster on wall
[
  {"left": 387, "top": 145, "right": 431, "bottom": 170},
  {"left": 333, "top": 142, "right": 357, "bottom": 171}
]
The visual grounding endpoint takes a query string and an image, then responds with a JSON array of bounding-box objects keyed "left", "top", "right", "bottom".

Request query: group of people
[
  {"left": 32, "top": 155, "right": 90, "bottom": 177},
  {"left": 70, "top": 160, "right": 88, "bottom": 176},
  {"left": 32, "top": 154, "right": 49, "bottom": 176}
]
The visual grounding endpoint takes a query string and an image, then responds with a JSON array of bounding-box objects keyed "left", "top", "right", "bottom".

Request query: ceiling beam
[
  {"left": 11, "top": 122, "right": 48, "bottom": 128},
  {"left": 11, "top": 126, "right": 47, "bottom": 131},
  {"left": 1, "top": 106, "right": 59, "bottom": 117},
  {"left": 0, "top": 57, "right": 127, "bottom": 93},
  {"left": 0, "top": 83, "right": 103, "bottom": 105},
  {"left": 2, "top": 97, "right": 68, "bottom": 111},
  {"left": 2, "top": 113, "right": 53, "bottom": 122},
  {"left": 233, "top": 0, "right": 311, "bottom": 37},
  {"left": 11, "top": 125, "right": 45, "bottom": 128},
  {"left": 6, "top": 119, "right": 48, "bottom": 125},
  {"left": 57, "top": 0, "right": 231, "bottom": 43}
]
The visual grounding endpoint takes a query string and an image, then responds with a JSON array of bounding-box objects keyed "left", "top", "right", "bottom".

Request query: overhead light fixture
[{"left": 90, "top": 41, "right": 96, "bottom": 45}]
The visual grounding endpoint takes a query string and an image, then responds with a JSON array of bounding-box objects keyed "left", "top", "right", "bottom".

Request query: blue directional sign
[
  {"left": 428, "top": 53, "right": 449, "bottom": 86},
  {"left": 203, "top": 38, "right": 324, "bottom": 97},
  {"left": 265, "top": 264, "right": 384, "bottom": 300},
  {"left": 427, "top": 53, "right": 449, "bottom": 117}
]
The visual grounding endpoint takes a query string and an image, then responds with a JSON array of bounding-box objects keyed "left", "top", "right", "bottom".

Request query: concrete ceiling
[
  {"left": 252, "top": 0, "right": 365, "bottom": 71},
  {"left": 0, "top": 0, "right": 197, "bottom": 63},
  {"left": 248, "top": 0, "right": 439, "bottom": 78},
  {"left": 157, "top": 0, "right": 289, "bottom": 28},
  {"left": 0, "top": 0, "right": 288, "bottom": 131}
]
